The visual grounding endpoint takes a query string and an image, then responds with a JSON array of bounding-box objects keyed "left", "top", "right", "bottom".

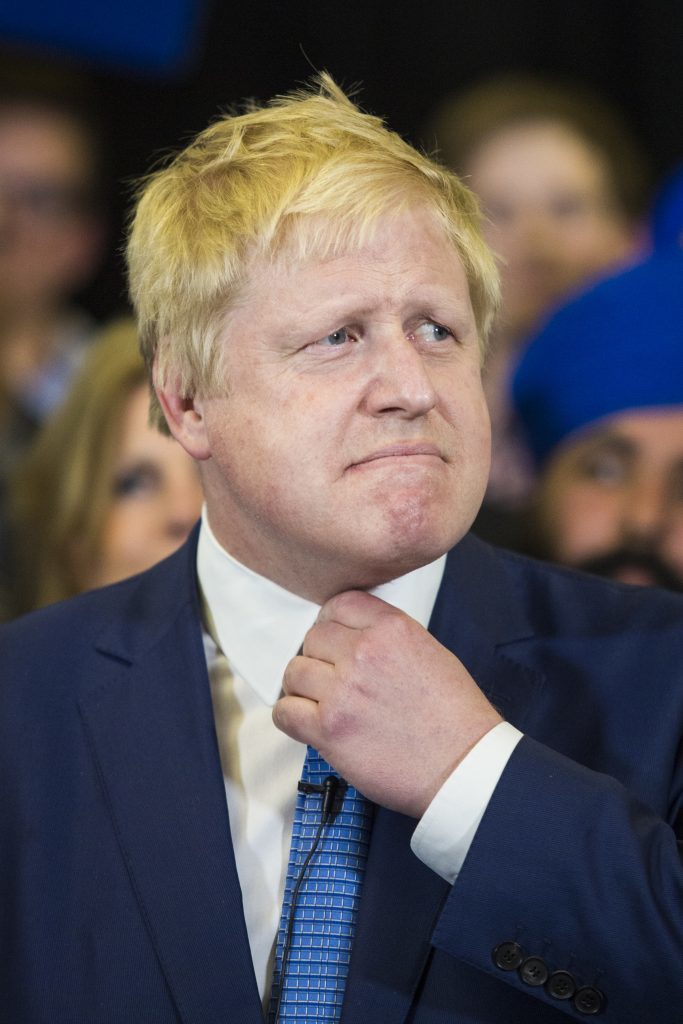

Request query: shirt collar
[{"left": 197, "top": 507, "right": 446, "bottom": 706}]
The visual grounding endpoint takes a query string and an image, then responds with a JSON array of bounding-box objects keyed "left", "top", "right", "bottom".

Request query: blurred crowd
[
  {"left": 1, "top": 60, "right": 682, "bottom": 620},
  {"left": 428, "top": 73, "right": 683, "bottom": 589},
  {"left": 0, "top": 60, "right": 203, "bottom": 618}
]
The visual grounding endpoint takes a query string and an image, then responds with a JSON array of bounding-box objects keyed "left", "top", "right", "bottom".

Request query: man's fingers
[
  {"left": 282, "top": 654, "right": 334, "bottom": 700},
  {"left": 302, "top": 619, "right": 354, "bottom": 664},
  {"left": 272, "top": 694, "right": 321, "bottom": 746},
  {"left": 316, "top": 589, "right": 397, "bottom": 628}
]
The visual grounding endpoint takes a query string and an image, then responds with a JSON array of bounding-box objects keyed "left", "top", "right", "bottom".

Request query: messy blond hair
[{"left": 127, "top": 74, "right": 500, "bottom": 432}]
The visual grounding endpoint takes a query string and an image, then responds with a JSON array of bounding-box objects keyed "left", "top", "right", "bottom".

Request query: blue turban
[
  {"left": 511, "top": 251, "right": 683, "bottom": 465},
  {"left": 651, "top": 163, "right": 683, "bottom": 251}
]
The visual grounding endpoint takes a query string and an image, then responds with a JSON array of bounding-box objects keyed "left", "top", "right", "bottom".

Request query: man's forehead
[
  {"left": 227, "top": 258, "right": 475, "bottom": 352},
  {"left": 592, "top": 407, "right": 683, "bottom": 438},
  {"left": 559, "top": 407, "right": 683, "bottom": 462},
  {"left": 240, "top": 212, "right": 465, "bottom": 299}
]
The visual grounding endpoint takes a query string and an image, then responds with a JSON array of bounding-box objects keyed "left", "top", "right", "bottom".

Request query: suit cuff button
[
  {"left": 545, "top": 969, "right": 576, "bottom": 1000},
  {"left": 573, "top": 985, "right": 605, "bottom": 1015},
  {"left": 492, "top": 941, "right": 525, "bottom": 971},
  {"left": 519, "top": 955, "right": 549, "bottom": 986}
]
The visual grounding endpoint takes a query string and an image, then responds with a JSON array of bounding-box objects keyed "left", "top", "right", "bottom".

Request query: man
[
  {"left": 512, "top": 250, "right": 683, "bottom": 589},
  {"left": 1, "top": 77, "right": 682, "bottom": 1023}
]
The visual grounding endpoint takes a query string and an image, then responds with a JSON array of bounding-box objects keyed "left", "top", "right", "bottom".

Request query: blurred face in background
[
  {"left": 535, "top": 409, "right": 683, "bottom": 590},
  {"left": 88, "top": 384, "right": 203, "bottom": 589},
  {"left": 0, "top": 104, "right": 103, "bottom": 313},
  {"left": 466, "top": 120, "right": 637, "bottom": 339}
]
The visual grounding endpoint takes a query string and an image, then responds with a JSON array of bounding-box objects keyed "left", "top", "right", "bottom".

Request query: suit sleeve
[{"left": 430, "top": 735, "right": 683, "bottom": 1022}]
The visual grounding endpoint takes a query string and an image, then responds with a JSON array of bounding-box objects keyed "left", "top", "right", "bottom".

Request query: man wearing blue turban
[{"left": 512, "top": 250, "right": 683, "bottom": 589}]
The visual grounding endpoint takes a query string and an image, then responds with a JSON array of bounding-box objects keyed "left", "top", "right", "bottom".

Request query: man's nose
[
  {"left": 622, "top": 475, "right": 670, "bottom": 541},
  {"left": 362, "top": 333, "right": 438, "bottom": 419}
]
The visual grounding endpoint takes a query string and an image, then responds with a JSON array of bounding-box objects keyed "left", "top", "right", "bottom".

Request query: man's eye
[
  {"left": 413, "top": 321, "right": 452, "bottom": 344},
  {"left": 319, "top": 328, "right": 350, "bottom": 346},
  {"left": 577, "top": 453, "right": 626, "bottom": 486}
]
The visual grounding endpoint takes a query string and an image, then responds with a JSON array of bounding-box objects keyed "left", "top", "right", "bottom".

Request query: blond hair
[
  {"left": 9, "top": 318, "right": 148, "bottom": 613},
  {"left": 127, "top": 74, "right": 500, "bottom": 432}
]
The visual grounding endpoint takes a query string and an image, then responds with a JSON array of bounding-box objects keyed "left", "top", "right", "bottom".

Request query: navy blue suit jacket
[{"left": 1, "top": 528, "right": 683, "bottom": 1023}]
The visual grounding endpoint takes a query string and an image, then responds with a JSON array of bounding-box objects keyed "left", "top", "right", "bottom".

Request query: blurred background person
[
  {"left": 0, "top": 64, "right": 111, "bottom": 554},
  {"left": 426, "top": 74, "right": 651, "bottom": 541},
  {"left": 6, "top": 318, "right": 203, "bottom": 619},
  {"left": 511, "top": 249, "right": 683, "bottom": 590}
]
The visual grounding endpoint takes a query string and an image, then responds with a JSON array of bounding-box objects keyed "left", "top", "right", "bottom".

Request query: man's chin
[
  {"left": 344, "top": 531, "right": 460, "bottom": 591},
  {"left": 352, "top": 547, "right": 446, "bottom": 589}
]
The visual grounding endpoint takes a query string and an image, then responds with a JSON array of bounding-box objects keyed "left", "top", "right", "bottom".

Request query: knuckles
[{"left": 317, "top": 697, "right": 354, "bottom": 741}]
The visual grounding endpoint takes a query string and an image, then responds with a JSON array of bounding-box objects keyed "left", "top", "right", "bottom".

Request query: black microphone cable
[{"left": 270, "top": 774, "right": 347, "bottom": 1023}]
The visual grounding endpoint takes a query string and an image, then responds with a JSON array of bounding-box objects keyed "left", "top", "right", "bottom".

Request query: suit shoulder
[
  {"left": 497, "top": 544, "right": 683, "bottom": 638},
  {"left": 0, "top": 577, "right": 140, "bottom": 676},
  {"left": 0, "top": 534, "right": 199, "bottom": 672}
]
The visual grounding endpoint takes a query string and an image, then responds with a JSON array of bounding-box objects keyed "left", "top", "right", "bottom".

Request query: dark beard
[{"left": 575, "top": 548, "right": 683, "bottom": 592}]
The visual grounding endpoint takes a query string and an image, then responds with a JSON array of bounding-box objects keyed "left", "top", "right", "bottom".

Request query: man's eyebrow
[
  {"left": 579, "top": 432, "right": 637, "bottom": 458},
  {"left": 280, "top": 294, "right": 470, "bottom": 335}
]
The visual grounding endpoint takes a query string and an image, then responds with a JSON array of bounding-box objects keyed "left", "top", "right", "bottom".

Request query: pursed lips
[{"left": 349, "top": 443, "right": 445, "bottom": 469}]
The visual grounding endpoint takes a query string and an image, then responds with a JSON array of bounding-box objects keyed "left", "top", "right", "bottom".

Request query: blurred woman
[{"left": 8, "top": 317, "right": 203, "bottom": 616}]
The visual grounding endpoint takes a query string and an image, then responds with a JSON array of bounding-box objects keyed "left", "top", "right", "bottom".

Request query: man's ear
[{"left": 156, "top": 379, "right": 212, "bottom": 461}]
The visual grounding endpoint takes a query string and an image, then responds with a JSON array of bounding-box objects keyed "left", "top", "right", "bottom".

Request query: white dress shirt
[{"left": 196, "top": 509, "right": 522, "bottom": 1001}]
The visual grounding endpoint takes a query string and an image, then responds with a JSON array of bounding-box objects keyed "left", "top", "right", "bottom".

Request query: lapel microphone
[{"left": 298, "top": 773, "right": 348, "bottom": 824}]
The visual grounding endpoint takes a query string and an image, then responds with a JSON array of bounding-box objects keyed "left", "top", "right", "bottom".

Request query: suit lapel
[
  {"left": 342, "top": 534, "right": 544, "bottom": 1024},
  {"left": 78, "top": 534, "right": 264, "bottom": 1024},
  {"left": 429, "top": 534, "right": 544, "bottom": 733}
]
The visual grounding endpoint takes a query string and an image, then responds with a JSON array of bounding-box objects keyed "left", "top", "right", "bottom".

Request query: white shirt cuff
[{"left": 410, "top": 721, "right": 523, "bottom": 884}]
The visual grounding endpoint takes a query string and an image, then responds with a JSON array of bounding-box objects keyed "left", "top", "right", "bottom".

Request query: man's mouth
[
  {"left": 351, "top": 443, "right": 444, "bottom": 468},
  {"left": 575, "top": 549, "right": 683, "bottom": 592}
]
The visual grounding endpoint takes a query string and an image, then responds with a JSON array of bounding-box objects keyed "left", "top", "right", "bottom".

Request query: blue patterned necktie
[{"left": 267, "top": 746, "right": 372, "bottom": 1023}]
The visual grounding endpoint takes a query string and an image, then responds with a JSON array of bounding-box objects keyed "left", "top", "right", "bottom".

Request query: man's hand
[{"left": 272, "top": 590, "right": 502, "bottom": 818}]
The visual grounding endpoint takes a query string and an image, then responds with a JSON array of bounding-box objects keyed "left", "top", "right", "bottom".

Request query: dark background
[{"left": 2, "top": 0, "right": 682, "bottom": 319}]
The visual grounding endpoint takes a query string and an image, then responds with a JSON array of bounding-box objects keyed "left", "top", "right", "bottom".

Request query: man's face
[
  {"left": 536, "top": 410, "right": 683, "bottom": 590},
  {"left": 467, "top": 121, "right": 636, "bottom": 339},
  {"left": 186, "top": 208, "right": 491, "bottom": 602}
]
